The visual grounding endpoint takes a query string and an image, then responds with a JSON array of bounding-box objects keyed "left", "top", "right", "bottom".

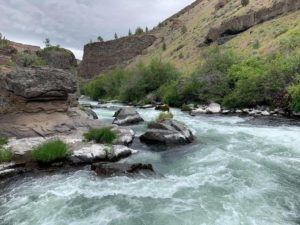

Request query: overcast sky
[{"left": 0, "top": 0, "right": 194, "bottom": 59}]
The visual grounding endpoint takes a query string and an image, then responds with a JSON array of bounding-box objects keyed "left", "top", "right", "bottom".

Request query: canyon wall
[
  {"left": 205, "top": 0, "right": 300, "bottom": 44},
  {"left": 78, "top": 35, "right": 156, "bottom": 79}
]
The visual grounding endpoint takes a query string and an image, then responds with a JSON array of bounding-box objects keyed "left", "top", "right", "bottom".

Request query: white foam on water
[{"left": 1, "top": 105, "right": 300, "bottom": 225}]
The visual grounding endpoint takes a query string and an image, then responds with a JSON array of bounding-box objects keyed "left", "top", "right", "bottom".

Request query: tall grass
[
  {"left": 83, "top": 128, "right": 117, "bottom": 144},
  {"left": 31, "top": 139, "right": 69, "bottom": 163}
]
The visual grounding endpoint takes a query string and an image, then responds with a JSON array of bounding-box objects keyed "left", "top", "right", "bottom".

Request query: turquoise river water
[{"left": 1, "top": 101, "right": 300, "bottom": 225}]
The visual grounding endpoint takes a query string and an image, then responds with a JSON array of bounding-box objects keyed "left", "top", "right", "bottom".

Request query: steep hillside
[
  {"left": 83, "top": 0, "right": 300, "bottom": 114},
  {"left": 129, "top": 0, "right": 300, "bottom": 73}
]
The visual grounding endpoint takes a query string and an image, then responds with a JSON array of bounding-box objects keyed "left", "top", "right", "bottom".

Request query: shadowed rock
[
  {"left": 113, "top": 107, "right": 144, "bottom": 126},
  {"left": 140, "top": 119, "right": 194, "bottom": 145},
  {"left": 91, "top": 163, "right": 155, "bottom": 177}
]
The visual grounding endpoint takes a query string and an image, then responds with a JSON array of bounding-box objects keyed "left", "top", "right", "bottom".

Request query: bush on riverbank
[
  {"left": 84, "top": 37, "right": 300, "bottom": 112},
  {"left": 85, "top": 59, "right": 180, "bottom": 104},
  {"left": 0, "top": 137, "right": 8, "bottom": 147},
  {"left": 0, "top": 148, "right": 13, "bottom": 163},
  {"left": 84, "top": 128, "right": 117, "bottom": 144},
  {"left": 32, "top": 139, "right": 69, "bottom": 163}
]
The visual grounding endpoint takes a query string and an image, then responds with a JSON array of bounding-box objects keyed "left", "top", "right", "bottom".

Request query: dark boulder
[
  {"left": 140, "top": 119, "right": 194, "bottom": 145},
  {"left": 91, "top": 163, "right": 155, "bottom": 177},
  {"left": 113, "top": 107, "right": 144, "bottom": 125},
  {"left": 155, "top": 104, "right": 170, "bottom": 112}
]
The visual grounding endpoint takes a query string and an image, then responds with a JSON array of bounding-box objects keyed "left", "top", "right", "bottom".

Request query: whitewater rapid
[{"left": 1, "top": 102, "right": 300, "bottom": 225}]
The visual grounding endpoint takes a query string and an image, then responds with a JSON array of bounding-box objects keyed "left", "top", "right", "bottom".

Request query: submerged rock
[
  {"left": 113, "top": 107, "right": 144, "bottom": 125},
  {"left": 140, "top": 119, "right": 194, "bottom": 145},
  {"left": 91, "top": 163, "right": 155, "bottom": 177},
  {"left": 155, "top": 104, "right": 170, "bottom": 112},
  {"left": 85, "top": 108, "right": 98, "bottom": 120}
]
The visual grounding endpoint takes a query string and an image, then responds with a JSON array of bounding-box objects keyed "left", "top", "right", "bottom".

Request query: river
[{"left": 1, "top": 100, "right": 300, "bottom": 225}]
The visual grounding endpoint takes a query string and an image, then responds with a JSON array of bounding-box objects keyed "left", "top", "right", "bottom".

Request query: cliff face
[
  {"left": 205, "top": 0, "right": 300, "bottom": 44},
  {"left": 79, "top": 35, "right": 156, "bottom": 79}
]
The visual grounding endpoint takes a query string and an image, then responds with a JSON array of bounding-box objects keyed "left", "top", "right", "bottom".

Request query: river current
[{"left": 1, "top": 100, "right": 300, "bottom": 225}]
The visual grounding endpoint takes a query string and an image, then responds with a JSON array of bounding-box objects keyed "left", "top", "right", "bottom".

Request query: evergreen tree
[
  {"left": 128, "top": 29, "right": 132, "bottom": 36},
  {"left": 135, "top": 27, "right": 144, "bottom": 35},
  {"left": 97, "top": 36, "right": 104, "bottom": 42},
  {"left": 114, "top": 33, "right": 118, "bottom": 39},
  {"left": 145, "top": 27, "right": 149, "bottom": 33},
  {"left": 44, "top": 38, "right": 51, "bottom": 48}
]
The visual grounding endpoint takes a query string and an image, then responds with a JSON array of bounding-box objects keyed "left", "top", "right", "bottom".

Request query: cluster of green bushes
[
  {"left": 14, "top": 52, "right": 45, "bottom": 67},
  {"left": 31, "top": 139, "right": 69, "bottom": 164},
  {"left": 84, "top": 31, "right": 300, "bottom": 113},
  {"left": 0, "top": 137, "right": 13, "bottom": 163},
  {"left": 85, "top": 59, "right": 180, "bottom": 104},
  {"left": 83, "top": 128, "right": 117, "bottom": 144}
]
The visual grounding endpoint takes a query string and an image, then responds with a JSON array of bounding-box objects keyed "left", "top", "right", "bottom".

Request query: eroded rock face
[
  {"left": 140, "top": 119, "right": 194, "bottom": 145},
  {"left": 79, "top": 35, "right": 157, "bottom": 79},
  {"left": 91, "top": 163, "right": 155, "bottom": 177},
  {"left": 0, "top": 67, "right": 77, "bottom": 114},
  {"left": 205, "top": 0, "right": 300, "bottom": 44},
  {"left": 113, "top": 107, "right": 144, "bottom": 126}
]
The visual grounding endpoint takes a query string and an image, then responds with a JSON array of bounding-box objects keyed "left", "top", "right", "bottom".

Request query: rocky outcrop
[
  {"left": 8, "top": 41, "right": 40, "bottom": 53},
  {"left": 69, "top": 145, "right": 137, "bottom": 165},
  {"left": 113, "top": 107, "right": 144, "bottom": 125},
  {"left": 78, "top": 35, "right": 157, "bottom": 79},
  {"left": 140, "top": 119, "right": 194, "bottom": 145},
  {"left": 191, "top": 103, "right": 221, "bottom": 115},
  {"left": 91, "top": 163, "right": 155, "bottom": 177},
  {"left": 37, "top": 48, "right": 77, "bottom": 70},
  {"left": 205, "top": 0, "right": 300, "bottom": 44},
  {"left": 0, "top": 67, "right": 77, "bottom": 114}
]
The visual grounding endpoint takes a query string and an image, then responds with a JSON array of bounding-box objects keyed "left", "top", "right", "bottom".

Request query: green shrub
[
  {"left": 0, "top": 137, "right": 8, "bottom": 147},
  {"left": 288, "top": 76, "right": 300, "bottom": 112},
  {"left": 31, "top": 139, "right": 69, "bottom": 163},
  {"left": 84, "top": 128, "right": 117, "bottom": 144},
  {"left": 162, "top": 42, "right": 167, "bottom": 51},
  {"left": 252, "top": 39, "right": 260, "bottom": 49},
  {"left": 155, "top": 112, "right": 174, "bottom": 123},
  {"left": 135, "top": 27, "right": 144, "bottom": 35},
  {"left": 181, "top": 25, "right": 188, "bottom": 34},
  {"left": 120, "top": 59, "right": 180, "bottom": 103},
  {"left": 85, "top": 69, "right": 128, "bottom": 101},
  {"left": 15, "top": 52, "right": 45, "bottom": 67},
  {"left": 0, "top": 148, "right": 13, "bottom": 163},
  {"left": 241, "top": 0, "right": 249, "bottom": 7}
]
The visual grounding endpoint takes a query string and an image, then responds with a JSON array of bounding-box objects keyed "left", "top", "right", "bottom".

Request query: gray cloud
[{"left": 0, "top": 0, "right": 194, "bottom": 58}]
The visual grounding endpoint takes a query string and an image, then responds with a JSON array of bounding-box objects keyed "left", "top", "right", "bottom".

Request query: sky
[{"left": 0, "top": 0, "right": 194, "bottom": 59}]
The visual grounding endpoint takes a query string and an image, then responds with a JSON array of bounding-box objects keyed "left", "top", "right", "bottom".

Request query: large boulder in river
[
  {"left": 140, "top": 119, "right": 194, "bottom": 145},
  {"left": 69, "top": 144, "right": 137, "bottom": 165},
  {"left": 91, "top": 163, "right": 156, "bottom": 177},
  {"left": 113, "top": 107, "right": 144, "bottom": 125}
]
